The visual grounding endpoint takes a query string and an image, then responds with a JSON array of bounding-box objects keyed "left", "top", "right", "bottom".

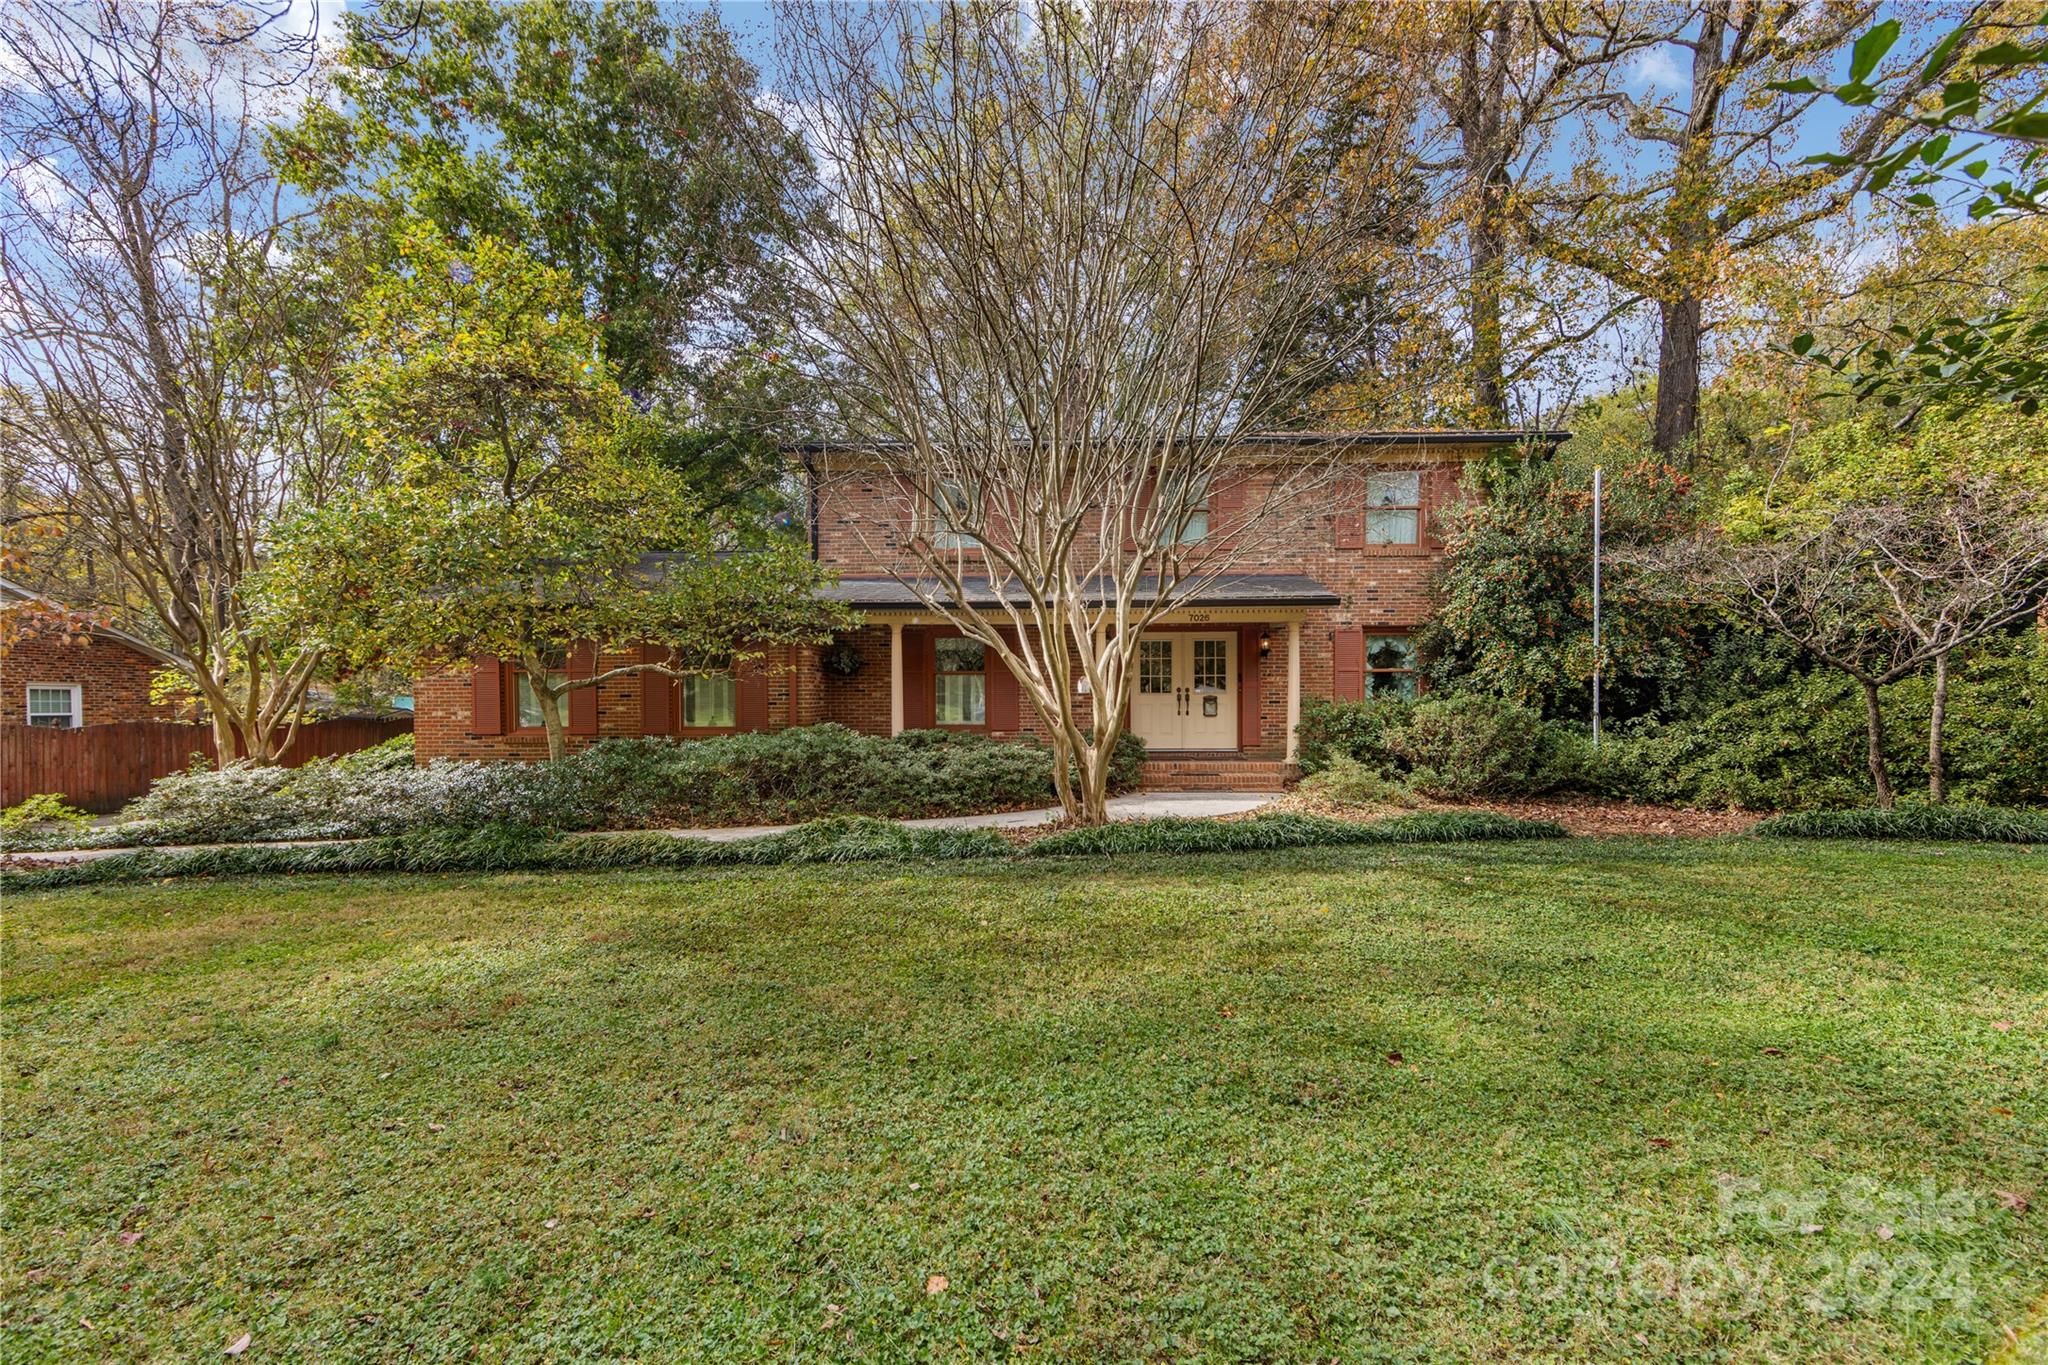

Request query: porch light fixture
[{"left": 1258, "top": 629, "right": 1272, "bottom": 659}]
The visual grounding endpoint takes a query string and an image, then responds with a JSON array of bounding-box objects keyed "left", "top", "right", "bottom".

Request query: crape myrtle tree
[
  {"left": 0, "top": 0, "right": 348, "bottom": 762},
  {"left": 260, "top": 231, "right": 848, "bottom": 762},
  {"left": 774, "top": 0, "right": 1413, "bottom": 825}
]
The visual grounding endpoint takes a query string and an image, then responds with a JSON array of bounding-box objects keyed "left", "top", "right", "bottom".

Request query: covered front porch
[{"left": 821, "top": 573, "right": 1338, "bottom": 783}]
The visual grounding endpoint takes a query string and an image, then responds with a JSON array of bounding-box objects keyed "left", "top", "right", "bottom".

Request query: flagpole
[{"left": 1591, "top": 465, "right": 1603, "bottom": 750}]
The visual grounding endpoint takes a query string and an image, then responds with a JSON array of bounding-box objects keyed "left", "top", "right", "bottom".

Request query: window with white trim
[
  {"left": 26, "top": 684, "right": 81, "bottom": 728},
  {"left": 1365, "top": 470, "right": 1422, "bottom": 545},
  {"left": 932, "top": 479, "right": 979, "bottom": 550}
]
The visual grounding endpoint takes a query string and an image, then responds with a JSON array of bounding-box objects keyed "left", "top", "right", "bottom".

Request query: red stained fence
[{"left": 1, "top": 717, "right": 413, "bottom": 812}]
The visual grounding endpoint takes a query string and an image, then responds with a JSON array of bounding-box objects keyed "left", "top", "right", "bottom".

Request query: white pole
[{"left": 1590, "top": 465, "right": 1603, "bottom": 750}]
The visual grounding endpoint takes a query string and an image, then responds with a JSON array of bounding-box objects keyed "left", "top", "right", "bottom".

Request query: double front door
[{"left": 1129, "top": 632, "right": 1237, "bottom": 751}]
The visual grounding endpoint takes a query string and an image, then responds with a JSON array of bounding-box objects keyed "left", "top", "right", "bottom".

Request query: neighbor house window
[
  {"left": 515, "top": 670, "right": 568, "bottom": 728},
  {"left": 932, "top": 479, "right": 979, "bottom": 550},
  {"left": 934, "top": 637, "right": 986, "bottom": 725},
  {"left": 26, "top": 684, "right": 81, "bottom": 728},
  {"left": 1366, "top": 470, "right": 1422, "bottom": 545},
  {"left": 682, "top": 673, "right": 737, "bottom": 729},
  {"left": 1366, "top": 635, "right": 1417, "bottom": 698}
]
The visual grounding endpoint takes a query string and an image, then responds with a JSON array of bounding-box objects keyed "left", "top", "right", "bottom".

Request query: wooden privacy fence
[{"left": 1, "top": 717, "right": 413, "bottom": 812}]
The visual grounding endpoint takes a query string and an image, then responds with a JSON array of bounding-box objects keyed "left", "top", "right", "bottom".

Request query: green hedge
[
  {"left": 1751, "top": 806, "right": 2048, "bottom": 843},
  {"left": 2, "top": 810, "right": 1570, "bottom": 889},
  {"left": 1024, "top": 810, "right": 1566, "bottom": 857},
  {"left": 1293, "top": 696, "right": 1585, "bottom": 799}
]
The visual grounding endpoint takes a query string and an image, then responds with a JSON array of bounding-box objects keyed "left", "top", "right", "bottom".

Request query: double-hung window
[
  {"left": 1164, "top": 471, "right": 1211, "bottom": 544},
  {"left": 682, "top": 672, "right": 737, "bottom": 729},
  {"left": 933, "top": 637, "right": 987, "bottom": 725},
  {"left": 932, "top": 479, "right": 979, "bottom": 550},
  {"left": 1365, "top": 635, "right": 1418, "bottom": 698},
  {"left": 26, "top": 684, "right": 81, "bottom": 728},
  {"left": 1365, "top": 470, "right": 1422, "bottom": 546},
  {"left": 514, "top": 668, "right": 568, "bottom": 729}
]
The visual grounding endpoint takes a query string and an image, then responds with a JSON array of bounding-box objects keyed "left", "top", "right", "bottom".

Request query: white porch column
[
  {"left": 1286, "top": 620, "right": 1302, "bottom": 764},
  {"left": 889, "top": 621, "right": 905, "bottom": 736}
]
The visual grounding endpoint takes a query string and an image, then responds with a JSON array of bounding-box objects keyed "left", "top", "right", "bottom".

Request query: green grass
[{"left": 3, "top": 839, "right": 2044, "bottom": 1362}]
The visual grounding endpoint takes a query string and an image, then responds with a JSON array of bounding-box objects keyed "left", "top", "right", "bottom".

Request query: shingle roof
[
  {"left": 820, "top": 573, "right": 1341, "bottom": 609},
  {"left": 793, "top": 429, "right": 1568, "bottom": 454}
]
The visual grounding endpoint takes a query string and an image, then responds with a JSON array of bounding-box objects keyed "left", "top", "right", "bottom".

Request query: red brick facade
[
  {"left": 412, "top": 435, "right": 1537, "bottom": 766},
  {"left": 0, "top": 621, "right": 177, "bottom": 726}
]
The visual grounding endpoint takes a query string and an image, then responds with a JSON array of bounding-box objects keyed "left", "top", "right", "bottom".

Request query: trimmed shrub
[
  {"left": 72, "top": 724, "right": 1147, "bottom": 849},
  {"left": 1, "top": 816, "right": 1012, "bottom": 891},
  {"left": 1024, "top": 810, "right": 1565, "bottom": 857},
  {"left": 1295, "top": 696, "right": 1412, "bottom": 774},
  {"left": 1752, "top": 806, "right": 2048, "bottom": 843},
  {"left": 1296, "top": 754, "right": 1421, "bottom": 807}
]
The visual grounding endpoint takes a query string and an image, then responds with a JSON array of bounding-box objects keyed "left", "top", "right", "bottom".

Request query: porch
[{"left": 822, "top": 573, "right": 1339, "bottom": 787}]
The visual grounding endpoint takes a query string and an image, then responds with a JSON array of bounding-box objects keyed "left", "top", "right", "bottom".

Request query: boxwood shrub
[{"left": 20, "top": 726, "right": 1148, "bottom": 850}]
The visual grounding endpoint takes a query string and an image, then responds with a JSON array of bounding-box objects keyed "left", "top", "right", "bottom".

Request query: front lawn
[{"left": 3, "top": 840, "right": 2043, "bottom": 1361}]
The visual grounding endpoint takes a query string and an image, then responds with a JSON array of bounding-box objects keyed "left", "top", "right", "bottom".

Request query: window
[
  {"left": 515, "top": 670, "right": 568, "bottom": 729},
  {"left": 1365, "top": 470, "right": 1421, "bottom": 545},
  {"left": 932, "top": 479, "right": 979, "bottom": 550},
  {"left": 933, "top": 637, "right": 986, "bottom": 725},
  {"left": 683, "top": 673, "right": 737, "bottom": 729},
  {"left": 1366, "top": 635, "right": 1417, "bottom": 698},
  {"left": 1166, "top": 472, "right": 1210, "bottom": 544},
  {"left": 26, "top": 684, "right": 80, "bottom": 728},
  {"left": 1191, "top": 638, "right": 1227, "bottom": 692},
  {"left": 1138, "top": 638, "right": 1173, "bottom": 694}
]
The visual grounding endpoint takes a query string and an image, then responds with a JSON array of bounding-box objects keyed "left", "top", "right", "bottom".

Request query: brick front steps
[{"left": 1139, "top": 756, "right": 1294, "bottom": 792}]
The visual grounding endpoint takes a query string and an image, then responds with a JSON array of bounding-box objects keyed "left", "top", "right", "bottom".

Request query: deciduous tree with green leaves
[{"left": 260, "top": 230, "right": 847, "bottom": 761}]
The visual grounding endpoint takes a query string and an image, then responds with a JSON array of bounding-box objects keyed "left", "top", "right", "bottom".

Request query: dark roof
[
  {"left": 822, "top": 572, "right": 1341, "bottom": 610},
  {"left": 794, "top": 429, "right": 1568, "bottom": 454},
  {"left": 0, "top": 575, "right": 180, "bottom": 664}
]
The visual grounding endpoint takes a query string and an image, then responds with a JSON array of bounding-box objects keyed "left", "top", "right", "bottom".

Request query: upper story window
[
  {"left": 1366, "top": 470, "right": 1421, "bottom": 545},
  {"left": 932, "top": 479, "right": 979, "bottom": 550},
  {"left": 1366, "top": 635, "right": 1418, "bottom": 698},
  {"left": 26, "top": 684, "right": 81, "bottom": 728},
  {"left": 1156, "top": 469, "right": 1210, "bottom": 544},
  {"left": 933, "top": 636, "right": 987, "bottom": 725}
]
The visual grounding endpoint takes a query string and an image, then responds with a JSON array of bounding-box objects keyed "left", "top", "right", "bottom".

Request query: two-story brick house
[{"left": 412, "top": 430, "right": 1563, "bottom": 785}]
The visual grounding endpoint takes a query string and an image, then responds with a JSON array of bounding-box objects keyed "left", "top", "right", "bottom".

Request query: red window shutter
[
  {"left": 1123, "top": 475, "right": 1156, "bottom": 552},
  {"left": 986, "top": 628, "right": 1021, "bottom": 733},
  {"left": 470, "top": 654, "right": 506, "bottom": 735},
  {"left": 736, "top": 654, "right": 771, "bottom": 731},
  {"left": 1333, "top": 628, "right": 1365, "bottom": 702},
  {"left": 902, "top": 627, "right": 933, "bottom": 730},
  {"left": 639, "top": 643, "right": 675, "bottom": 736},
  {"left": 1210, "top": 470, "right": 1245, "bottom": 539},
  {"left": 1333, "top": 470, "right": 1365, "bottom": 549},
  {"left": 567, "top": 642, "right": 599, "bottom": 735},
  {"left": 1237, "top": 625, "right": 1263, "bottom": 750},
  {"left": 1424, "top": 463, "right": 1459, "bottom": 549}
]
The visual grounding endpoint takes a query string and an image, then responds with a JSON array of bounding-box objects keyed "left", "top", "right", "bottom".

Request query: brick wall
[
  {"left": 0, "top": 625, "right": 175, "bottom": 725},
  {"left": 414, "top": 646, "right": 804, "bottom": 763}
]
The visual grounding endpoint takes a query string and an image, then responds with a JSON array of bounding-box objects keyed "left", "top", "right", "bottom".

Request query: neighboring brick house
[
  {"left": 0, "top": 578, "right": 180, "bottom": 727},
  {"left": 413, "top": 430, "right": 1564, "bottom": 783}
]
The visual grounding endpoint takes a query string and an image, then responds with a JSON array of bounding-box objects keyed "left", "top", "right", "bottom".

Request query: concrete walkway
[{"left": 10, "top": 791, "right": 1279, "bottom": 864}]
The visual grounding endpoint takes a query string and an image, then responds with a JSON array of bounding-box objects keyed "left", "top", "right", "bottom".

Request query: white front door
[{"left": 1128, "top": 633, "right": 1237, "bottom": 751}]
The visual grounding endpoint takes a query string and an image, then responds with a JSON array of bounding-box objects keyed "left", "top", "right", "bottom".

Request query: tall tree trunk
[
  {"left": 1652, "top": 294, "right": 1703, "bottom": 456},
  {"left": 1927, "top": 650, "right": 1950, "bottom": 803},
  {"left": 1859, "top": 678, "right": 1893, "bottom": 809},
  {"left": 1455, "top": 4, "right": 1512, "bottom": 426},
  {"left": 1468, "top": 198, "right": 1507, "bottom": 425}
]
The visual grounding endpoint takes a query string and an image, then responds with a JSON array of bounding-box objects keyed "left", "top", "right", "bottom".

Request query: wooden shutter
[
  {"left": 1210, "top": 469, "right": 1246, "bottom": 540},
  {"left": 639, "top": 644, "right": 675, "bottom": 736},
  {"left": 736, "top": 653, "right": 771, "bottom": 731},
  {"left": 1123, "top": 474, "right": 1156, "bottom": 552},
  {"left": 1333, "top": 470, "right": 1365, "bottom": 549},
  {"left": 1237, "top": 625, "right": 1264, "bottom": 750},
  {"left": 470, "top": 655, "right": 506, "bottom": 735},
  {"left": 986, "top": 628, "right": 1021, "bottom": 733},
  {"left": 1333, "top": 628, "right": 1365, "bottom": 702},
  {"left": 902, "top": 627, "right": 934, "bottom": 730},
  {"left": 567, "top": 643, "right": 599, "bottom": 736},
  {"left": 1423, "top": 463, "right": 1459, "bottom": 549}
]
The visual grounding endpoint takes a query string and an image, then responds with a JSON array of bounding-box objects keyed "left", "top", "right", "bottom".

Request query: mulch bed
[{"left": 1269, "top": 791, "right": 1758, "bottom": 837}]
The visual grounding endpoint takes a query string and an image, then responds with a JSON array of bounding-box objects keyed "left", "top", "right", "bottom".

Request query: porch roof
[{"left": 820, "top": 572, "right": 1341, "bottom": 610}]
